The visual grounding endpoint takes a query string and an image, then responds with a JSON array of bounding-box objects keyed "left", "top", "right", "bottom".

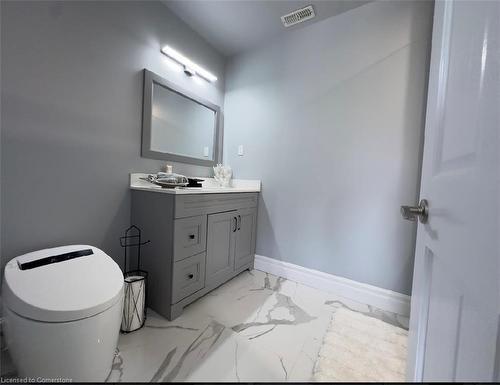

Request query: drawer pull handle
[
  {"left": 188, "top": 234, "right": 195, "bottom": 240},
  {"left": 187, "top": 273, "right": 194, "bottom": 279},
  {"left": 237, "top": 215, "right": 241, "bottom": 231}
]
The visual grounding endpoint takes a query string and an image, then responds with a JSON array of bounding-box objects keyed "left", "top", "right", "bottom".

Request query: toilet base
[{"left": 4, "top": 299, "right": 122, "bottom": 382}]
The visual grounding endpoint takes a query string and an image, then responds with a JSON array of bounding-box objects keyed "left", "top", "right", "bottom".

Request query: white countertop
[{"left": 130, "top": 173, "right": 261, "bottom": 195}]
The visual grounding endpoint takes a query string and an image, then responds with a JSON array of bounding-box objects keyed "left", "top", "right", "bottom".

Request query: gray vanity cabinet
[{"left": 131, "top": 190, "right": 258, "bottom": 320}]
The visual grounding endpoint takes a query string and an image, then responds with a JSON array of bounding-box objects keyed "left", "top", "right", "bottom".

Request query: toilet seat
[{"left": 3, "top": 245, "right": 123, "bottom": 322}]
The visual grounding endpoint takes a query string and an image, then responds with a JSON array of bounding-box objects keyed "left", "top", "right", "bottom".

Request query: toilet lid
[{"left": 3, "top": 245, "right": 124, "bottom": 322}]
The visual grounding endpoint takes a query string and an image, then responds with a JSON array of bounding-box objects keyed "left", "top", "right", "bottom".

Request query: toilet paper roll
[{"left": 122, "top": 275, "right": 146, "bottom": 332}]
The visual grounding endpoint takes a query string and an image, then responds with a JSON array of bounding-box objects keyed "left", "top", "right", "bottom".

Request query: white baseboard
[{"left": 254, "top": 254, "right": 411, "bottom": 316}]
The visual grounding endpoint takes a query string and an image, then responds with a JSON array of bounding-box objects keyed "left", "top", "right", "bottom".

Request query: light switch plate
[
  {"left": 203, "top": 146, "right": 209, "bottom": 157},
  {"left": 238, "top": 145, "right": 244, "bottom": 156}
]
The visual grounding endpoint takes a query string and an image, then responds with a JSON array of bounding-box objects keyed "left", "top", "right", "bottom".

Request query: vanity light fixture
[{"left": 161, "top": 45, "right": 218, "bottom": 82}]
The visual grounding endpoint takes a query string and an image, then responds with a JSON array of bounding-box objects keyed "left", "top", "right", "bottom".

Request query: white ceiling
[{"left": 163, "top": 0, "right": 372, "bottom": 57}]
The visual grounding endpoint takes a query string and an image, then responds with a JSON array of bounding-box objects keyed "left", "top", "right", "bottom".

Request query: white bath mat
[{"left": 313, "top": 307, "right": 408, "bottom": 382}]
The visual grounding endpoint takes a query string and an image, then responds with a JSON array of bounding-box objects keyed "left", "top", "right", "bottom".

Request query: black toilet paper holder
[{"left": 119, "top": 225, "right": 150, "bottom": 333}]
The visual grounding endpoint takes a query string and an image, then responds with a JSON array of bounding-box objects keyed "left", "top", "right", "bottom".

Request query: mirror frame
[{"left": 142, "top": 69, "right": 222, "bottom": 166}]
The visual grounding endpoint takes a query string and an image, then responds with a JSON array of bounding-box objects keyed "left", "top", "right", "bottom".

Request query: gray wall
[
  {"left": 0, "top": 1, "right": 225, "bottom": 268},
  {"left": 223, "top": 0, "right": 433, "bottom": 295}
]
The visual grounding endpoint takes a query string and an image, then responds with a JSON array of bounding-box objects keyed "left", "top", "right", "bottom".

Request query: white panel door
[{"left": 406, "top": 0, "right": 499, "bottom": 381}]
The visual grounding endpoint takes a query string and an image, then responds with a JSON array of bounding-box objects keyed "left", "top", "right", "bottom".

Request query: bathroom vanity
[{"left": 130, "top": 174, "right": 260, "bottom": 320}]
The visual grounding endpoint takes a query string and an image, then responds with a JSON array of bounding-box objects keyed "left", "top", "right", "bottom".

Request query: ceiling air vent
[{"left": 281, "top": 5, "right": 315, "bottom": 28}]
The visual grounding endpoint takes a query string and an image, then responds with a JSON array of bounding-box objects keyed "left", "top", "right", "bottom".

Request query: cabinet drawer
[
  {"left": 174, "top": 193, "right": 258, "bottom": 218},
  {"left": 173, "top": 215, "right": 207, "bottom": 262},
  {"left": 172, "top": 252, "right": 206, "bottom": 303}
]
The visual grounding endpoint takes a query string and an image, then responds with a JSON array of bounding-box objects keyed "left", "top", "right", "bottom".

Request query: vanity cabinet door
[
  {"left": 205, "top": 211, "right": 237, "bottom": 288},
  {"left": 234, "top": 207, "right": 257, "bottom": 270}
]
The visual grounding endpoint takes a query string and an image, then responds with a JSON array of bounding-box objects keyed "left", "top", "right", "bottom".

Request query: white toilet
[{"left": 2, "top": 245, "right": 124, "bottom": 382}]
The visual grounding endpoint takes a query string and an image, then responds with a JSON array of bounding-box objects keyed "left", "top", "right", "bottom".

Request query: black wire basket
[{"left": 120, "top": 225, "right": 150, "bottom": 333}]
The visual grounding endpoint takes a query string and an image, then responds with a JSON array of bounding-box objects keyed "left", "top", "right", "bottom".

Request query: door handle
[
  {"left": 237, "top": 215, "right": 241, "bottom": 231},
  {"left": 401, "top": 199, "right": 428, "bottom": 223},
  {"left": 233, "top": 216, "right": 237, "bottom": 232}
]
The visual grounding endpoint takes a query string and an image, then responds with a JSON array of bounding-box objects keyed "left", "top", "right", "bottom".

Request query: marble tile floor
[
  {"left": 0, "top": 269, "right": 409, "bottom": 382},
  {"left": 106, "top": 269, "right": 409, "bottom": 382}
]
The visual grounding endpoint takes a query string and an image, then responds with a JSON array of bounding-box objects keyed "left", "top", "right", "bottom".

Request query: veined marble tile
[
  {"left": 288, "top": 326, "right": 327, "bottom": 381},
  {"left": 185, "top": 331, "right": 289, "bottom": 382},
  {"left": 324, "top": 297, "right": 410, "bottom": 330},
  {"left": 107, "top": 311, "right": 214, "bottom": 382}
]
